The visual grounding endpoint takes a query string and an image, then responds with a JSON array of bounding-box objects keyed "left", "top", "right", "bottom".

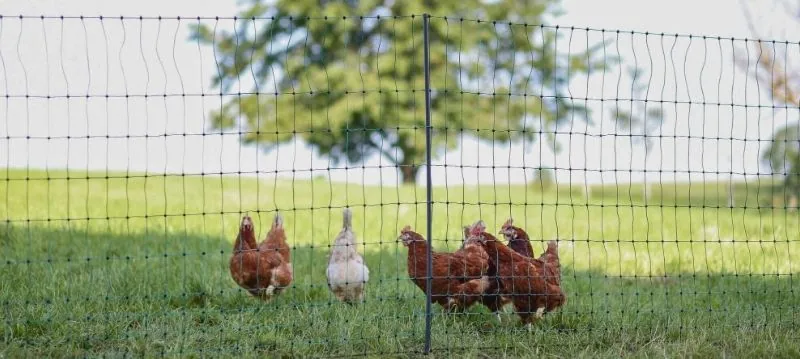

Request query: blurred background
[{"left": 0, "top": 0, "right": 797, "bottom": 196}]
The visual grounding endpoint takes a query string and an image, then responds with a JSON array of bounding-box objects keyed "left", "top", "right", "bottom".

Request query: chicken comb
[
  {"left": 502, "top": 218, "right": 513, "bottom": 229},
  {"left": 401, "top": 225, "right": 412, "bottom": 233}
]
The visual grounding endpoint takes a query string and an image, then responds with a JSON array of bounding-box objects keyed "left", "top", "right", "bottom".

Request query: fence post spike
[{"left": 422, "top": 12, "right": 434, "bottom": 356}]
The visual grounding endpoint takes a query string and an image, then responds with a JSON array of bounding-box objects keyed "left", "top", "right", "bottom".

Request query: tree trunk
[{"left": 400, "top": 164, "right": 419, "bottom": 184}]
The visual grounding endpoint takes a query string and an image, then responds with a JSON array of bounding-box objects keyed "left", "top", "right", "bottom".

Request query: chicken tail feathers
[
  {"left": 342, "top": 208, "right": 353, "bottom": 230},
  {"left": 272, "top": 212, "right": 284, "bottom": 230},
  {"left": 545, "top": 240, "right": 559, "bottom": 256}
]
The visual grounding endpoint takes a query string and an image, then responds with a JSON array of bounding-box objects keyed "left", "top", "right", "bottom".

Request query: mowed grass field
[{"left": 1, "top": 168, "right": 799, "bottom": 358}]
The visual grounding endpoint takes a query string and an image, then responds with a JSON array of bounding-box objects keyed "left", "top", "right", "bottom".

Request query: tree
[
  {"left": 531, "top": 166, "right": 554, "bottom": 190},
  {"left": 190, "top": 0, "right": 611, "bottom": 183},
  {"left": 761, "top": 124, "right": 800, "bottom": 203},
  {"left": 739, "top": 0, "right": 800, "bottom": 207}
]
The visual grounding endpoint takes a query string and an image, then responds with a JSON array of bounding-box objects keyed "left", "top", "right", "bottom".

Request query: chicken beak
[{"left": 499, "top": 229, "right": 513, "bottom": 239}]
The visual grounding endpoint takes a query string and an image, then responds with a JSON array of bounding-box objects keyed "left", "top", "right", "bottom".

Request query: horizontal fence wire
[{"left": 1, "top": 11, "right": 799, "bottom": 357}]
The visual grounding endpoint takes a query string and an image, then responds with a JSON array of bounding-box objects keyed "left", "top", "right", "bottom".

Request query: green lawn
[{"left": 1, "top": 169, "right": 799, "bottom": 358}]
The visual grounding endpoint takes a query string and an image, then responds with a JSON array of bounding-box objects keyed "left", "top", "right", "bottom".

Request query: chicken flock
[{"left": 230, "top": 209, "right": 565, "bottom": 327}]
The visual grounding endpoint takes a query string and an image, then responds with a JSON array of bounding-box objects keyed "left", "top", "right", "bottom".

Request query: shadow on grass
[{"left": 1, "top": 225, "right": 798, "bottom": 357}]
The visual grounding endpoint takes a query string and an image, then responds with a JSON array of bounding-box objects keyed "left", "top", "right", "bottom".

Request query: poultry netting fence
[{"left": 1, "top": 13, "right": 798, "bottom": 357}]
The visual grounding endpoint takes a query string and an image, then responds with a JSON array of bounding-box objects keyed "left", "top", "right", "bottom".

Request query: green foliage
[
  {"left": 189, "top": 0, "right": 610, "bottom": 182},
  {"left": 762, "top": 123, "right": 800, "bottom": 196}
]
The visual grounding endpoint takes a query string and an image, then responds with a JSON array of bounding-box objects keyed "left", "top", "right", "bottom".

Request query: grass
[{"left": 1, "top": 168, "right": 799, "bottom": 357}]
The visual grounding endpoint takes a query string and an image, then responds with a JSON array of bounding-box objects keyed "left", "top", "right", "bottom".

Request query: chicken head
[
  {"left": 462, "top": 220, "right": 486, "bottom": 245},
  {"left": 397, "top": 225, "right": 424, "bottom": 246},
  {"left": 241, "top": 215, "right": 254, "bottom": 233},
  {"left": 466, "top": 220, "right": 486, "bottom": 239},
  {"left": 498, "top": 218, "right": 518, "bottom": 240}
]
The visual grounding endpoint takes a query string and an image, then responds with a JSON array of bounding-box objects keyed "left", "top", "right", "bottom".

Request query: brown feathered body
[
  {"left": 505, "top": 226, "right": 535, "bottom": 259},
  {"left": 480, "top": 232, "right": 565, "bottom": 325},
  {"left": 462, "top": 222, "right": 512, "bottom": 317},
  {"left": 502, "top": 223, "right": 562, "bottom": 287},
  {"left": 400, "top": 227, "right": 491, "bottom": 311},
  {"left": 538, "top": 241, "right": 561, "bottom": 286},
  {"left": 230, "top": 214, "right": 293, "bottom": 299}
]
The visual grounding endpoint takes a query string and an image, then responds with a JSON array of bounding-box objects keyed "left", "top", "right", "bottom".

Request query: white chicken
[{"left": 326, "top": 208, "right": 370, "bottom": 304}]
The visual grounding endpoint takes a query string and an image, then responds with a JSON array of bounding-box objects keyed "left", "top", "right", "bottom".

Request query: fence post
[{"left": 422, "top": 12, "right": 434, "bottom": 355}]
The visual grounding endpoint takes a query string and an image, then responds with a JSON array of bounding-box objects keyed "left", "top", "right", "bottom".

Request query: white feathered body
[{"left": 326, "top": 209, "right": 369, "bottom": 303}]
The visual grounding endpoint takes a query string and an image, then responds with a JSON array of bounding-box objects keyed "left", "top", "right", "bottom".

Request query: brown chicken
[
  {"left": 230, "top": 213, "right": 293, "bottom": 299},
  {"left": 499, "top": 218, "right": 562, "bottom": 286},
  {"left": 462, "top": 221, "right": 512, "bottom": 321},
  {"left": 398, "top": 225, "right": 491, "bottom": 311},
  {"left": 475, "top": 227, "right": 565, "bottom": 328},
  {"left": 538, "top": 241, "right": 562, "bottom": 286},
  {"left": 499, "top": 218, "right": 535, "bottom": 258}
]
